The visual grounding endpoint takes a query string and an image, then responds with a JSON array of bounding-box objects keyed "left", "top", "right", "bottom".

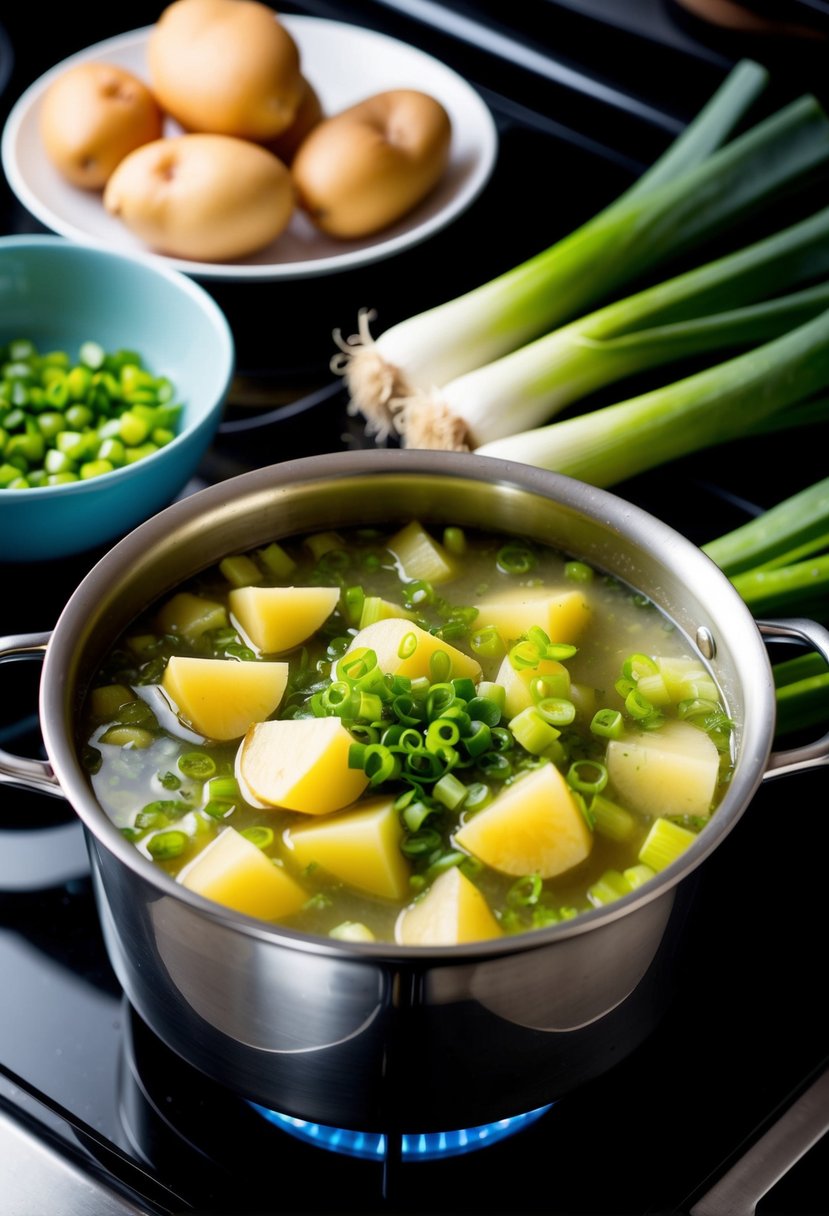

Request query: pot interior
[{"left": 42, "top": 450, "right": 776, "bottom": 945}]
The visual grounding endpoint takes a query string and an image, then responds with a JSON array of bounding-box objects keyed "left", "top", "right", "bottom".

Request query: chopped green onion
[
  {"left": 496, "top": 542, "right": 537, "bottom": 575},
  {"left": 590, "top": 793, "right": 637, "bottom": 841},
  {"left": 178, "top": 751, "right": 217, "bottom": 780},
  {"left": 590, "top": 708, "right": 624, "bottom": 740},
  {"left": 565, "top": 561, "right": 594, "bottom": 583},
  {"left": 506, "top": 873, "right": 543, "bottom": 908},
  {"left": 509, "top": 706, "right": 561, "bottom": 754},
  {"left": 203, "top": 799, "right": 235, "bottom": 820},
  {"left": 99, "top": 725, "right": 154, "bottom": 748},
  {"left": 469, "top": 624, "right": 506, "bottom": 658},
  {"left": 463, "top": 782, "right": 492, "bottom": 813},
  {"left": 400, "top": 828, "right": 442, "bottom": 857},
  {"left": 147, "top": 830, "right": 188, "bottom": 860},
  {"left": 623, "top": 863, "right": 658, "bottom": 890},
  {"left": 433, "top": 771, "right": 468, "bottom": 809},
  {"left": 241, "top": 826, "right": 274, "bottom": 850},
  {"left": 567, "top": 759, "right": 608, "bottom": 796},
  {"left": 638, "top": 817, "right": 698, "bottom": 871},
  {"left": 442, "top": 526, "right": 467, "bottom": 555},
  {"left": 401, "top": 799, "right": 435, "bottom": 832},
  {"left": 588, "top": 869, "right": 632, "bottom": 906}
]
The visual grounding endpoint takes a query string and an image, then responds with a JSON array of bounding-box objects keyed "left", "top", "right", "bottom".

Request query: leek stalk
[
  {"left": 730, "top": 557, "right": 829, "bottom": 619},
  {"left": 702, "top": 475, "right": 829, "bottom": 575},
  {"left": 397, "top": 206, "right": 829, "bottom": 449},
  {"left": 472, "top": 306, "right": 829, "bottom": 485},
  {"left": 772, "top": 652, "right": 829, "bottom": 740},
  {"left": 775, "top": 669, "right": 829, "bottom": 738},
  {"left": 700, "top": 483, "right": 829, "bottom": 736},
  {"left": 335, "top": 69, "right": 829, "bottom": 439}
]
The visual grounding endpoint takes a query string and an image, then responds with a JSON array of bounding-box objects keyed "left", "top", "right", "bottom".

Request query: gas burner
[{"left": 249, "top": 1102, "right": 554, "bottom": 1161}]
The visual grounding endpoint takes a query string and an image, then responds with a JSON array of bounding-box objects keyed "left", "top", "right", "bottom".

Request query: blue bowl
[{"left": 0, "top": 235, "right": 235, "bottom": 562}]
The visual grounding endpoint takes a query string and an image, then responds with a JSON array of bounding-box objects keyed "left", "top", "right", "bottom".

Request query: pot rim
[{"left": 39, "top": 449, "right": 774, "bottom": 961}]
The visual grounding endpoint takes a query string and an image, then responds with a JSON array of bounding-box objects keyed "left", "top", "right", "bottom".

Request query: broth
[{"left": 78, "top": 520, "right": 734, "bottom": 945}]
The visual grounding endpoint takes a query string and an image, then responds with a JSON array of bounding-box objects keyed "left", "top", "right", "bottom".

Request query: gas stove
[{"left": 0, "top": 3, "right": 827, "bottom": 1213}]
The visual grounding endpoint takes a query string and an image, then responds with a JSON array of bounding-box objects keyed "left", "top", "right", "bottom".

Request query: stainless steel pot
[{"left": 2, "top": 450, "right": 827, "bottom": 1134}]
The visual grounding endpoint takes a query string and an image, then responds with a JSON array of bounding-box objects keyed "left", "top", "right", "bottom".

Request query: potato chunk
[
  {"left": 605, "top": 720, "right": 720, "bottom": 819},
  {"left": 345, "top": 618, "right": 481, "bottom": 683},
  {"left": 228, "top": 585, "right": 340, "bottom": 654},
  {"left": 178, "top": 826, "right": 307, "bottom": 920},
  {"left": 387, "top": 520, "right": 457, "bottom": 584},
  {"left": 395, "top": 866, "right": 502, "bottom": 946},
  {"left": 156, "top": 591, "right": 228, "bottom": 641},
  {"left": 474, "top": 587, "right": 592, "bottom": 645},
  {"left": 161, "top": 656, "right": 289, "bottom": 740},
  {"left": 236, "top": 717, "right": 369, "bottom": 814},
  {"left": 494, "top": 654, "right": 571, "bottom": 720},
  {"left": 284, "top": 795, "right": 410, "bottom": 900},
  {"left": 453, "top": 762, "right": 592, "bottom": 878}
]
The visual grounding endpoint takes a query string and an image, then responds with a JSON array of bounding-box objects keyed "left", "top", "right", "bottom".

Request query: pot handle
[
  {"left": 760, "top": 617, "right": 829, "bottom": 781},
  {"left": 0, "top": 631, "right": 63, "bottom": 798}
]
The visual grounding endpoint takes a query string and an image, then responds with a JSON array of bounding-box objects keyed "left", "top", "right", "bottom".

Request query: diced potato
[
  {"left": 284, "top": 795, "right": 411, "bottom": 900},
  {"left": 605, "top": 720, "right": 720, "bottom": 819},
  {"left": 387, "top": 520, "right": 457, "bottom": 584},
  {"left": 345, "top": 618, "right": 481, "bottom": 683},
  {"left": 474, "top": 587, "right": 592, "bottom": 645},
  {"left": 395, "top": 866, "right": 502, "bottom": 946},
  {"left": 178, "top": 826, "right": 307, "bottom": 920},
  {"left": 161, "top": 656, "right": 288, "bottom": 741},
  {"left": 228, "top": 585, "right": 340, "bottom": 654},
  {"left": 494, "top": 654, "right": 571, "bottom": 720},
  {"left": 156, "top": 591, "right": 228, "bottom": 641},
  {"left": 236, "top": 717, "right": 369, "bottom": 814},
  {"left": 453, "top": 761, "right": 593, "bottom": 878}
]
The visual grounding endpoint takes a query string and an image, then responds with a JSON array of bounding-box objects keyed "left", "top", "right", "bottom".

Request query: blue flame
[{"left": 250, "top": 1102, "right": 553, "bottom": 1161}]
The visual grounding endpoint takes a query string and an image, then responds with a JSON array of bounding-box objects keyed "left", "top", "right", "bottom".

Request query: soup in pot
[{"left": 78, "top": 519, "right": 735, "bottom": 945}]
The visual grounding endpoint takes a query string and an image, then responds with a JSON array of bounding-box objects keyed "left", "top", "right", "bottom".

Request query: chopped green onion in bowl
[
  {"left": 0, "top": 338, "right": 183, "bottom": 489},
  {"left": 0, "top": 234, "right": 234, "bottom": 563}
]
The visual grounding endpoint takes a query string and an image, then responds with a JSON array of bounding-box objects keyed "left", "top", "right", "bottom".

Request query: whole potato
[
  {"left": 265, "top": 76, "right": 324, "bottom": 165},
  {"left": 103, "top": 133, "right": 295, "bottom": 261},
  {"left": 148, "top": 0, "right": 305, "bottom": 141},
  {"left": 292, "top": 89, "right": 452, "bottom": 239},
  {"left": 39, "top": 61, "right": 164, "bottom": 190}
]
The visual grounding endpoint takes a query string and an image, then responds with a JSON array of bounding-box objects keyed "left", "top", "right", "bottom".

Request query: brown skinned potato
[
  {"left": 39, "top": 62, "right": 164, "bottom": 190},
  {"left": 103, "top": 133, "right": 295, "bottom": 262},
  {"left": 148, "top": 0, "right": 305, "bottom": 141},
  {"left": 292, "top": 89, "right": 452, "bottom": 239},
  {"left": 265, "top": 76, "right": 324, "bottom": 165}
]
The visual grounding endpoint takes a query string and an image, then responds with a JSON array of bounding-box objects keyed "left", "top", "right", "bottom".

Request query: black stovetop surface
[{"left": 0, "top": 3, "right": 827, "bottom": 1214}]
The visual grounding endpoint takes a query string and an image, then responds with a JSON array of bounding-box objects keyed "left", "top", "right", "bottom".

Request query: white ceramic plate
[{"left": 1, "top": 16, "right": 498, "bottom": 281}]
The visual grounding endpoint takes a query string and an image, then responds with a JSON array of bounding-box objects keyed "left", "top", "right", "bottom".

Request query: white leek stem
[
  {"left": 473, "top": 305, "right": 829, "bottom": 487},
  {"left": 400, "top": 202, "right": 829, "bottom": 449},
  {"left": 334, "top": 88, "right": 829, "bottom": 439}
]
